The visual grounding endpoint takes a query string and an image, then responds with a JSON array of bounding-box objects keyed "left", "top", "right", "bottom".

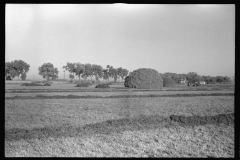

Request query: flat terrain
[{"left": 5, "top": 82, "right": 235, "bottom": 157}]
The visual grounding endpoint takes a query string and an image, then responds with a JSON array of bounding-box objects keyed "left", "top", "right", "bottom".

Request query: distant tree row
[
  {"left": 5, "top": 60, "right": 232, "bottom": 84},
  {"left": 162, "top": 72, "right": 232, "bottom": 84},
  {"left": 62, "top": 63, "right": 129, "bottom": 83}
]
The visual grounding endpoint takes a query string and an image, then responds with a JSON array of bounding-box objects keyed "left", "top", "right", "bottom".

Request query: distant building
[
  {"left": 180, "top": 79, "right": 188, "bottom": 84},
  {"left": 200, "top": 81, "right": 206, "bottom": 85}
]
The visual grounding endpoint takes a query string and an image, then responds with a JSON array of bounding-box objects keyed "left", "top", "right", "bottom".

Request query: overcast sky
[{"left": 5, "top": 4, "right": 235, "bottom": 80}]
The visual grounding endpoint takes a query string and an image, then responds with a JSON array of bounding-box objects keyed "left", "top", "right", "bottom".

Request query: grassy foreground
[{"left": 5, "top": 95, "right": 234, "bottom": 157}]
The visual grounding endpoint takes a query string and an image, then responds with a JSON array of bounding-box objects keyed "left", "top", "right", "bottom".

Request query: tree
[
  {"left": 107, "top": 65, "right": 115, "bottom": 82},
  {"left": 13, "top": 60, "right": 30, "bottom": 79},
  {"left": 202, "top": 75, "right": 211, "bottom": 83},
  {"left": 5, "top": 62, "right": 14, "bottom": 78},
  {"left": 75, "top": 63, "right": 85, "bottom": 81},
  {"left": 69, "top": 74, "right": 75, "bottom": 82},
  {"left": 102, "top": 69, "right": 109, "bottom": 82},
  {"left": 107, "top": 65, "right": 113, "bottom": 82},
  {"left": 186, "top": 72, "right": 201, "bottom": 84},
  {"left": 111, "top": 68, "right": 118, "bottom": 82},
  {"left": 117, "top": 67, "right": 123, "bottom": 82},
  {"left": 162, "top": 76, "right": 176, "bottom": 87},
  {"left": 122, "top": 69, "right": 129, "bottom": 82},
  {"left": 49, "top": 68, "right": 59, "bottom": 80},
  {"left": 163, "top": 72, "right": 180, "bottom": 84},
  {"left": 38, "top": 63, "right": 58, "bottom": 81},
  {"left": 216, "top": 76, "right": 224, "bottom": 83},
  {"left": 9, "top": 68, "right": 19, "bottom": 79},
  {"left": 63, "top": 62, "right": 77, "bottom": 82},
  {"left": 124, "top": 68, "right": 163, "bottom": 89},
  {"left": 20, "top": 73, "right": 27, "bottom": 80},
  {"left": 178, "top": 74, "right": 187, "bottom": 82},
  {"left": 92, "top": 64, "right": 103, "bottom": 82},
  {"left": 209, "top": 77, "right": 217, "bottom": 84},
  {"left": 82, "top": 63, "right": 93, "bottom": 81},
  {"left": 223, "top": 76, "right": 231, "bottom": 83},
  {"left": 5, "top": 60, "right": 30, "bottom": 80}
]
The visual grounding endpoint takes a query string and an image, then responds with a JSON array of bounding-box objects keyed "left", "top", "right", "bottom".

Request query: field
[{"left": 5, "top": 82, "right": 235, "bottom": 157}]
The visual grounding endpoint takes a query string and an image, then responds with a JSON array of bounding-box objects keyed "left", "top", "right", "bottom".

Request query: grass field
[{"left": 5, "top": 83, "right": 234, "bottom": 157}]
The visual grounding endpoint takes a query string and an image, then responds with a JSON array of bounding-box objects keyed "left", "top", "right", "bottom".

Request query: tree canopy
[
  {"left": 38, "top": 63, "right": 58, "bottom": 81},
  {"left": 5, "top": 60, "right": 30, "bottom": 80}
]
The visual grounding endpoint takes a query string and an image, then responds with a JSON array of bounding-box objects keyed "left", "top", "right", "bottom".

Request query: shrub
[
  {"left": 162, "top": 76, "right": 176, "bottom": 87},
  {"left": 21, "top": 83, "right": 43, "bottom": 86},
  {"left": 75, "top": 83, "right": 91, "bottom": 87},
  {"left": 6, "top": 75, "right": 12, "bottom": 81},
  {"left": 44, "top": 83, "right": 51, "bottom": 86},
  {"left": 124, "top": 68, "right": 163, "bottom": 89},
  {"left": 95, "top": 84, "right": 110, "bottom": 88}
]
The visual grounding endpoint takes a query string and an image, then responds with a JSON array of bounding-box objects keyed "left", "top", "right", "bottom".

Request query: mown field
[{"left": 5, "top": 83, "right": 235, "bottom": 157}]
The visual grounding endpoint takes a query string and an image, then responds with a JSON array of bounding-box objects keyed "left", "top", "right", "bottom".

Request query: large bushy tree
[
  {"left": 38, "top": 63, "right": 58, "bottom": 81},
  {"left": 124, "top": 68, "right": 163, "bottom": 89},
  {"left": 5, "top": 60, "right": 30, "bottom": 80},
  {"left": 186, "top": 72, "right": 201, "bottom": 84}
]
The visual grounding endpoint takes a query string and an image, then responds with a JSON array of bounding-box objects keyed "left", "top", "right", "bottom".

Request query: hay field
[{"left": 5, "top": 83, "right": 234, "bottom": 157}]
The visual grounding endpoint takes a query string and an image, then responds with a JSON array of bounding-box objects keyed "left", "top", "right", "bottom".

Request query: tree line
[
  {"left": 5, "top": 60, "right": 129, "bottom": 82},
  {"left": 62, "top": 63, "right": 129, "bottom": 82},
  {"left": 5, "top": 60, "right": 232, "bottom": 84},
  {"left": 161, "top": 72, "right": 232, "bottom": 84}
]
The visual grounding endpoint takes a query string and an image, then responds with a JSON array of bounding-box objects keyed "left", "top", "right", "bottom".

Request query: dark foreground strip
[
  {"left": 169, "top": 113, "right": 234, "bottom": 126},
  {"left": 5, "top": 113, "right": 234, "bottom": 142},
  {"left": 5, "top": 88, "right": 233, "bottom": 93},
  {"left": 5, "top": 93, "right": 234, "bottom": 100}
]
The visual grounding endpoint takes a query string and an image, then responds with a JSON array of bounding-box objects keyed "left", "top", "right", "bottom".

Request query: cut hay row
[
  {"left": 5, "top": 87, "right": 234, "bottom": 93},
  {"left": 5, "top": 93, "right": 234, "bottom": 100},
  {"left": 5, "top": 90, "right": 234, "bottom": 98}
]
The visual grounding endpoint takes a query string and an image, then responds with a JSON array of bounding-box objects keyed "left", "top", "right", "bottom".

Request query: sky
[{"left": 5, "top": 4, "right": 235, "bottom": 80}]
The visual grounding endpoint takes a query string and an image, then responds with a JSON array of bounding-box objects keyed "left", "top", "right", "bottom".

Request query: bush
[
  {"left": 75, "top": 83, "right": 91, "bottom": 87},
  {"left": 95, "top": 84, "right": 110, "bottom": 88},
  {"left": 44, "top": 83, "right": 51, "bottom": 86},
  {"left": 6, "top": 75, "right": 12, "bottom": 81},
  {"left": 162, "top": 76, "right": 176, "bottom": 88},
  {"left": 124, "top": 68, "right": 163, "bottom": 89},
  {"left": 21, "top": 83, "right": 43, "bottom": 86}
]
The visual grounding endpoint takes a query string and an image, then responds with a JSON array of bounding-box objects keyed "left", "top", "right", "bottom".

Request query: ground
[{"left": 5, "top": 82, "right": 235, "bottom": 157}]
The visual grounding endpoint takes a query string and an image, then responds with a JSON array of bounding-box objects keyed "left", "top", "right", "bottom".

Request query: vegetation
[
  {"left": 92, "top": 64, "right": 103, "bottom": 83},
  {"left": 5, "top": 59, "right": 232, "bottom": 85},
  {"left": 44, "top": 83, "right": 51, "bottom": 86},
  {"left": 5, "top": 91, "right": 234, "bottom": 157},
  {"left": 162, "top": 76, "right": 176, "bottom": 88},
  {"left": 21, "top": 83, "right": 42, "bottom": 86},
  {"left": 5, "top": 60, "right": 30, "bottom": 80},
  {"left": 124, "top": 68, "right": 163, "bottom": 89},
  {"left": 75, "top": 83, "right": 92, "bottom": 87},
  {"left": 38, "top": 63, "right": 59, "bottom": 81},
  {"left": 95, "top": 84, "right": 110, "bottom": 88}
]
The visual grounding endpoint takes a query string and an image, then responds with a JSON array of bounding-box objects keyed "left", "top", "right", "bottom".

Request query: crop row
[{"left": 5, "top": 93, "right": 234, "bottom": 100}]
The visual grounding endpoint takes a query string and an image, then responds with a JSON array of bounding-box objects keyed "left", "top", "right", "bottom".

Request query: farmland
[{"left": 5, "top": 83, "right": 235, "bottom": 157}]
